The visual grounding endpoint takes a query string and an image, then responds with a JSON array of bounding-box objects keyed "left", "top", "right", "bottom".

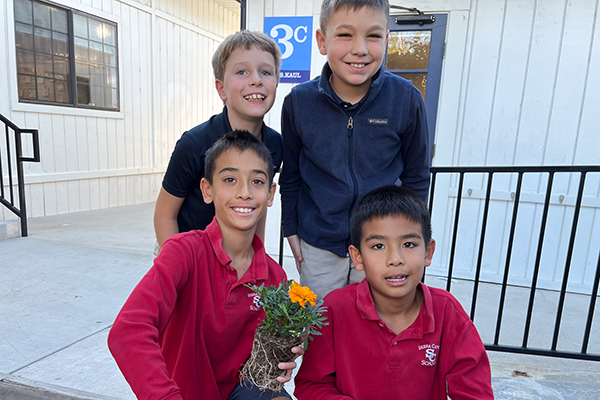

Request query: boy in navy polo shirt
[
  {"left": 109, "top": 131, "right": 300, "bottom": 400},
  {"left": 154, "top": 31, "right": 282, "bottom": 250},
  {"left": 279, "top": 0, "right": 431, "bottom": 300},
  {"left": 294, "top": 185, "right": 494, "bottom": 400}
]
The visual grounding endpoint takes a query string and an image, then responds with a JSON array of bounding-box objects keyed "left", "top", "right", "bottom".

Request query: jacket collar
[{"left": 317, "top": 62, "right": 385, "bottom": 107}]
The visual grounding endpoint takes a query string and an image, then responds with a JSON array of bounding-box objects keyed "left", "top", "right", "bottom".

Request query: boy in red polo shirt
[
  {"left": 294, "top": 185, "right": 494, "bottom": 400},
  {"left": 108, "top": 131, "right": 299, "bottom": 400}
]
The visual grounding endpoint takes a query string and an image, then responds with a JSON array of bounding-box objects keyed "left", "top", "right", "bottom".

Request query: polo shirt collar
[
  {"left": 205, "top": 217, "right": 270, "bottom": 283},
  {"left": 356, "top": 280, "right": 436, "bottom": 336}
]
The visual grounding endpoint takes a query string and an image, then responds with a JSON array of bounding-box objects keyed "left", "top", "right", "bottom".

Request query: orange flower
[{"left": 289, "top": 281, "right": 317, "bottom": 308}]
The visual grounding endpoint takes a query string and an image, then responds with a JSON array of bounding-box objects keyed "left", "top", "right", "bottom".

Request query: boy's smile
[
  {"left": 201, "top": 149, "right": 275, "bottom": 235},
  {"left": 316, "top": 6, "right": 388, "bottom": 103},
  {"left": 215, "top": 47, "right": 278, "bottom": 128},
  {"left": 350, "top": 214, "right": 435, "bottom": 309}
]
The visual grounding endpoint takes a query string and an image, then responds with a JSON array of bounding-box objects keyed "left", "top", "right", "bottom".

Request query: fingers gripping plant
[{"left": 241, "top": 279, "right": 328, "bottom": 392}]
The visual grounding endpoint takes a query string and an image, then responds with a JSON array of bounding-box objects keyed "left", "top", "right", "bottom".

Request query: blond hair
[{"left": 212, "top": 31, "right": 281, "bottom": 83}]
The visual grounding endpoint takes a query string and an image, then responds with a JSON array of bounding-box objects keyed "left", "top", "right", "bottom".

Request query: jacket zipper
[{"left": 347, "top": 116, "right": 358, "bottom": 254}]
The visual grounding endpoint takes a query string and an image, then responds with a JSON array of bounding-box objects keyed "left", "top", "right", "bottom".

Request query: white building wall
[
  {"left": 251, "top": 0, "right": 600, "bottom": 293},
  {"left": 1, "top": 0, "right": 238, "bottom": 219}
]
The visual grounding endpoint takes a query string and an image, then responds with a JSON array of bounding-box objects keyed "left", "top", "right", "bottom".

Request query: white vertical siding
[{"left": 1, "top": 0, "right": 239, "bottom": 221}]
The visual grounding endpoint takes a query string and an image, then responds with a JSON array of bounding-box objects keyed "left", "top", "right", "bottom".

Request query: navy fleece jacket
[{"left": 279, "top": 63, "right": 431, "bottom": 257}]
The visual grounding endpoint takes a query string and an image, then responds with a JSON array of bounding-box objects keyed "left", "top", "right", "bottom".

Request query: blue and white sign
[{"left": 264, "top": 17, "right": 312, "bottom": 84}]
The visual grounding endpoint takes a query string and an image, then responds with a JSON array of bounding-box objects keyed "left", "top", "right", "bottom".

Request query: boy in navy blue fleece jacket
[{"left": 279, "top": 0, "right": 431, "bottom": 300}]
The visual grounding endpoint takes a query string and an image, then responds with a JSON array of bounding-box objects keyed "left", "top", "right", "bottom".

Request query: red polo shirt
[
  {"left": 295, "top": 280, "right": 494, "bottom": 400},
  {"left": 108, "top": 219, "right": 287, "bottom": 400}
]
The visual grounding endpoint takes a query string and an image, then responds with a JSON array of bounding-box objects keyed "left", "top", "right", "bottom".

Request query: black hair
[
  {"left": 350, "top": 185, "right": 432, "bottom": 250},
  {"left": 204, "top": 130, "right": 274, "bottom": 185}
]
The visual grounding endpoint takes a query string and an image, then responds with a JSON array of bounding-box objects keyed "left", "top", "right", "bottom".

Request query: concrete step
[
  {"left": 0, "top": 220, "right": 20, "bottom": 241},
  {"left": 0, "top": 374, "right": 122, "bottom": 400}
]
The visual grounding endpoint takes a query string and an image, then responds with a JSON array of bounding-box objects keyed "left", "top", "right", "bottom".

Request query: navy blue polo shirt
[{"left": 162, "top": 107, "right": 282, "bottom": 233}]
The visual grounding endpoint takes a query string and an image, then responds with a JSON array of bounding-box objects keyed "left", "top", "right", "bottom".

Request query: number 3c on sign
[
  {"left": 264, "top": 16, "right": 313, "bottom": 83},
  {"left": 269, "top": 24, "right": 308, "bottom": 59}
]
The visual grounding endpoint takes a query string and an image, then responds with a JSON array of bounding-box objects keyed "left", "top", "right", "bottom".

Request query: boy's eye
[
  {"left": 253, "top": 178, "right": 265, "bottom": 185},
  {"left": 261, "top": 70, "right": 272, "bottom": 76},
  {"left": 372, "top": 243, "right": 384, "bottom": 250},
  {"left": 236, "top": 70, "right": 247, "bottom": 75},
  {"left": 369, "top": 33, "right": 383, "bottom": 39},
  {"left": 403, "top": 242, "right": 416, "bottom": 248},
  {"left": 224, "top": 177, "right": 235, "bottom": 183}
]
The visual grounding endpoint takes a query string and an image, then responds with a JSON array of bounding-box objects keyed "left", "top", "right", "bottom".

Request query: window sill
[{"left": 11, "top": 101, "right": 125, "bottom": 119}]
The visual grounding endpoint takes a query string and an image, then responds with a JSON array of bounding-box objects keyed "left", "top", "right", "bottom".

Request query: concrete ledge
[
  {"left": 0, "top": 220, "right": 20, "bottom": 240},
  {"left": 0, "top": 374, "right": 122, "bottom": 400}
]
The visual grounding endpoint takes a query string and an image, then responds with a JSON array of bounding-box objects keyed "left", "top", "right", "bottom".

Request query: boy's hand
[
  {"left": 287, "top": 235, "right": 304, "bottom": 274},
  {"left": 276, "top": 345, "right": 304, "bottom": 383}
]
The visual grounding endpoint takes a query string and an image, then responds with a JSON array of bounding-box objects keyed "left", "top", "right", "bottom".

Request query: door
[{"left": 386, "top": 14, "right": 447, "bottom": 159}]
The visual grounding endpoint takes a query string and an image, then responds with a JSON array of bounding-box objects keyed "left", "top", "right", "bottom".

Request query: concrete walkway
[{"left": 1, "top": 202, "right": 599, "bottom": 399}]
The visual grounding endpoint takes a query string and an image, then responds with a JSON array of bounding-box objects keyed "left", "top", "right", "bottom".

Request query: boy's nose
[
  {"left": 237, "top": 181, "right": 252, "bottom": 199},
  {"left": 249, "top": 70, "right": 263, "bottom": 87},
  {"left": 351, "top": 37, "right": 368, "bottom": 56},
  {"left": 388, "top": 248, "right": 404, "bottom": 266}
]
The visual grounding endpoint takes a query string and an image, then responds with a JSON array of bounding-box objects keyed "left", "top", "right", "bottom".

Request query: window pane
[
  {"left": 107, "top": 67, "right": 118, "bottom": 88},
  {"left": 35, "top": 53, "right": 53, "bottom": 77},
  {"left": 104, "top": 45, "right": 116, "bottom": 67},
  {"left": 77, "top": 82, "right": 90, "bottom": 105},
  {"left": 51, "top": 8, "right": 68, "bottom": 34},
  {"left": 53, "top": 32, "right": 69, "bottom": 57},
  {"left": 387, "top": 31, "right": 431, "bottom": 70},
  {"left": 14, "top": 0, "right": 33, "bottom": 25},
  {"left": 76, "top": 61, "right": 90, "bottom": 80},
  {"left": 16, "top": 49, "right": 35, "bottom": 75},
  {"left": 395, "top": 72, "right": 427, "bottom": 100},
  {"left": 54, "top": 57, "right": 69, "bottom": 80},
  {"left": 37, "top": 77, "right": 55, "bottom": 101},
  {"left": 89, "top": 41, "right": 103, "bottom": 63},
  {"left": 75, "top": 37, "right": 89, "bottom": 60},
  {"left": 105, "top": 88, "right": 118, "bottom": 108},
  {"left": 55, "top": 80, "right": 70, "bottom": 103},
  {"left": 90, "top": 85, "right": 105, "bottom": 107},
  {"left": 34, "top": 27, "right": 52, "bottom": 53},
  {"left": 73, "top": 14, "right": 88, "bottom": 38},
  {"left": 33, "top": 2, "right": 51, "bottom": 29},
  {"left": 15, "top": 23, "right": 34, "bottom": 50},
  {"left": 103, "top": 23, "right": 116, "bottom": 45},
  {"left": 18, "top": 74, "right": 37, "bottom": 99},
  {"left": 89, "top": 19, "right": 102, "bottom": 43},
  {"left": 90, "top": 64, "right": 104, "bottom": 86}
]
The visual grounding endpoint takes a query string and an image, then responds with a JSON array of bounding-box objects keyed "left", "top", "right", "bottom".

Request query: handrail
[{"left": 0, "top": 113, "right": 41, "bottom": 237}]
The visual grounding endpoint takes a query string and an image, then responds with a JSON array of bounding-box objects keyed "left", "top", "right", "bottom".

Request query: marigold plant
[{"left": 246, "top": 279, "right": 328, "bottom": 340}]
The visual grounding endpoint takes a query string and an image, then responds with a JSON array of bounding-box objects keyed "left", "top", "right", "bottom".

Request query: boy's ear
[
  {"left": 316, "top": 29, "right": 327, "bottom": 56},
  {"left": 266, "top": 182, "right": 276, "bottom": 208},
  {"left": 200, "top": 178, "right": 214, "bottom": 205},
  {"left": 349, "top": 245, "right": 364, "bottom": 271},
  {"left": 215, "top": 79, "right": 227, "bottom": 102},
  {"left": 424, "top": 239, "right": 436, "bottom": 268}
]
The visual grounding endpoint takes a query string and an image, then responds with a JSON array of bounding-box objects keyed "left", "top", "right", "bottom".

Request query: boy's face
[
  {"left": 215, "top": 46, "right": 278, "bottom": 124},
  {"left": 200, "top": 148, "right": 276, "bottom": 235},
  {"left": 316, "top": 6, "right": 388, "bottom": 99},
  {"left": 349, "top": 214, "right": 435, "bottom": 307}
]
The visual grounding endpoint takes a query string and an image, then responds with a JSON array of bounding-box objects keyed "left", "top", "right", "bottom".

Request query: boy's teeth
[
  {"left": 245, "top": 94, "right": 265, "bottom": 100},
  {"left": 351, "top": 63, "right": 365, "bottom": 68},
  {"left": 385, "top": 276, "right": 407, "bottom": 281},
  {"left": 233, "top": 207, "right": 253, "bottom": 213}
]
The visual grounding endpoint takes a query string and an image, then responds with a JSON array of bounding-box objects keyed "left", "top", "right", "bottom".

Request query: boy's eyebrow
[
  {"left": 364, "top": 232, "right": 422, "bottom": 241},
  {"left": 218, "top": 167, "right": 268, "bottom": 178},
  {"left": 334, "top": 23, "right": 386, "bottom": 31}
]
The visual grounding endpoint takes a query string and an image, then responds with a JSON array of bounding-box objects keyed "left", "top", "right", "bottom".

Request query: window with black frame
[{"left": 14, "top": 0, "right": 120, "bottom": 110}]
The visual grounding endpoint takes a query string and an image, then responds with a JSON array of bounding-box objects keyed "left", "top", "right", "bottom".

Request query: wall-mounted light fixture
[{"left": 391, "top": 6, "right": 436, "bottom": 26}]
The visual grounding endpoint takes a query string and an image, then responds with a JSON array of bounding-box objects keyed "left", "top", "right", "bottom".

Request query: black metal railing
[
  {"left": 429, "top": 166, "right": 600, "bottom": 361},
  {"left": 0, "top": 113, "right": 40, "bottom": 237},
  {"left": 277, "top": 165, "right": 600, "bottom": 361}
]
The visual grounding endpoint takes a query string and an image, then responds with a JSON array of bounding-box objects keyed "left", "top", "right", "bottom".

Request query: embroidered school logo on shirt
[
  {"left": 248, "top": 293, "right": 261, "bottom": 311},
  {"left": 418, "top": 343, "right": 439, "bottom": 366}
]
